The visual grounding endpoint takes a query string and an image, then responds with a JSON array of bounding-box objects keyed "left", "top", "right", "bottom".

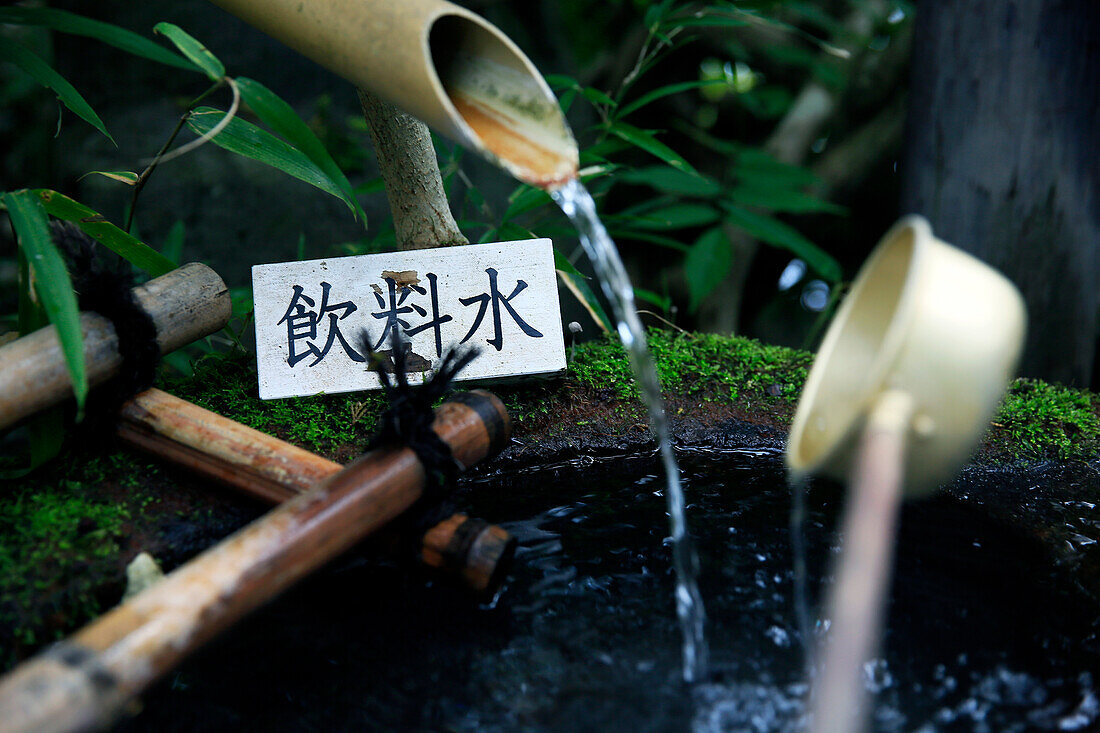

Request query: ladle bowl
[{"left": 787, "top": 215, "right": 1026, "bottom": 496}]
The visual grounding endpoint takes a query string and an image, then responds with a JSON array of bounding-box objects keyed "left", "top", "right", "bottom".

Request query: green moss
[
  {"left": 568, "top": 329, "right": 1098, "bottom": 462},
  {"left": 0, "top": 452, "right": 148, "bottom": 659},
  {"left": 168, "top": 354, "right": 387, "bottom": 459},
  {"left": 571, "top": 328, "right": 813, "bottom": 405},
  {"left": 993, "top": 379, "right": 1100, "bottom": 461}
]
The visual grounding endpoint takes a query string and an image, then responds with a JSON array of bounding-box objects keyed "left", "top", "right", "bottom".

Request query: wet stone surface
[{"left": 115, "top": 449, "right": 1099, "bottom": 732}]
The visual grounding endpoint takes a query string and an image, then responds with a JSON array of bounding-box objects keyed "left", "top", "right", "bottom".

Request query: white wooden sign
[{"left": 252, "top": 239, "right": 565, "bottom": 400}]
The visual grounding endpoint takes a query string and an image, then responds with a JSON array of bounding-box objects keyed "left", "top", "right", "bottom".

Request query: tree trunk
[
  {"left": 357, "top": 90, "right": 468, "bottom": 250},
  {"left": 900, "top": 0, "right": 1100, "bottom": 386}
]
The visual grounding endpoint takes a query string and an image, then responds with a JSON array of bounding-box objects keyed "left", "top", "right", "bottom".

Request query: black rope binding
[
  {"left": 52, "top": 222, "right": 160, "bottom": 422},
  {"left": 358, "top": 328, "right": 479, "bottom": 501}
]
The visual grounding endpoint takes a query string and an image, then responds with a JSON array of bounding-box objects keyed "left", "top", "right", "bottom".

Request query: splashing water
[{"left": 551, "top": 177, "right": 708, "bottom": 683}]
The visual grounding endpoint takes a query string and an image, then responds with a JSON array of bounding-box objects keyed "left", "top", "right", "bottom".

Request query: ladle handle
[{"left": 811, "top": 390, "right": 913, "bottom": 733}]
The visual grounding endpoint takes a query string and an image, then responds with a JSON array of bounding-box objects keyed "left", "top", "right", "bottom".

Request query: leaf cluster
[
  {"left": 1, "top": 13, "right": 372, "bottom": 472},
  {"left": 460, "top": 0, "right": 848, "bottom": 324}
]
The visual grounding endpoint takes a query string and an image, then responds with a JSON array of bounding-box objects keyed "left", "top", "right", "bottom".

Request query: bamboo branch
[
  {"left": 357, "top": 89, "right": 468, "bottom": 250},
  {"left": 116, "top": 387, "right": 516, "bottom": 594},
  {"left": 0, "top": 390, "right": 511, "bottom": 733},
  {"left": 0, "top": 263, "right": 230, "bottom": 431}
]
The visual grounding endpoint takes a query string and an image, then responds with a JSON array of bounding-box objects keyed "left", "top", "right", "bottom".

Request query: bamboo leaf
[
  {"left": 3, "top": 190, "right": 87, "bottom": 413},
  {"left": 543, "top": 74, "right": 578, "bottom": 92},
  {"left": 634, "top": 287, "right": 672, "bottom": 311},
  {"left": 557, "top": 271, "right": 612, "bottom": 334},
  {"left": 495, "top": 222, "right": 537, "bottom": 242},
  {"left": 0, "top": 7, "right": 195, "bottom": 70},
  {"left": 666, "top": 15, "right": 748, "bottom": 29},
  {"left": 503, "top": 185, "right": 552, "bottom": 221},
  {"left": 33, "top": 190, "right": 176, "bottom": 277},
  {"left": 615, "top": 166, "right": 723, "bottom": 198},
  {"left": 684, "top": 226, "right": 732, "bottom": 312},
  {"left": 581, "top": 86, "right": 617, "bottom": 108},
  {"left": 727, "top": 186, "right": 846, "bottom": 214},
  {"left": 722, "top": 203, "right": 841, "bottom": 282},
  {"left": 734, "top": 148, "right": 820, "bottom": 188},
  {"left": 0, "top": 40, "right": 114, "bottom": 144},
  {"left": 617, "top": 79, "right": 730, "bottom": 119},
  {"left": 553, "top": 247, "right": 612, "bottom": 332},
  {"left": 162, "top": 220, "right": 185, "bottom": 266},
  {"left": 608, "top": 122, "right": 698, "bottom": 176},
  {"left": 186, "top": 107, "right": 352, "bottom": 206},
  {"left": 606, "top": 229, "right": 689, "bottom": 252},
  {"left": 552, "top": 247, "right": 585, "bottom": 279},
  {"left": 80, "top": 170, "right": 141, "bottom": 186},
  {"left": 624, "top": 203, "right": 720, "bottom": 230},
  {"left": 153, "top": 22, "right": 224, "bottom": 81},
  {"left": 235, "top": 77, "right": 366, "bottom": 226}
]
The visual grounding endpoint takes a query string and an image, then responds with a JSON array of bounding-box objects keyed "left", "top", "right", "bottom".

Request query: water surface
[{"left": 120, "top": 449, "right": 1099, "bottom": 732}]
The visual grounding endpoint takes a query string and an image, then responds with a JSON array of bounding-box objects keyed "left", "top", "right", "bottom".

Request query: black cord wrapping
[
  {"left": 51, "top": 222, "right": 160, "bottom": 421},
  {"left": 358, "top": 328, "right": 480, "bottom": 502}
]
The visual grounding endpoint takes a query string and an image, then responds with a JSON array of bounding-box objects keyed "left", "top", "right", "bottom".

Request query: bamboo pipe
[
  {"left": 809, "top": 391, "right": 912, "bottom": 733},
  {"left": 0, "top": 390, "right": 511, "bottom": 733},
  {"left": 116, "top": 387, "right": 516, "bottom": 594},
  {"left": 209, "top": 0, "right": 578, "bottom": 188},
  {"left": 0, "top": 263, "right": 230, "bottom": 431}
]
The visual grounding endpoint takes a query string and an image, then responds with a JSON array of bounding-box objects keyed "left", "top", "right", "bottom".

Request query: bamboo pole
[
  {"left": 116, "top": 387, "right": 515, "bottom": 594},
  {"left": 0, "top": 263, "right": 230, "bottom": 431},
  {"left": 810, "top": 391, "right": 912, "bottom": 733},
  {"left": 0, "top": 390, "right": 511, "bottom": 733},
  {"left": 209, "top": 0, "right": 578, "bottom": 187}
]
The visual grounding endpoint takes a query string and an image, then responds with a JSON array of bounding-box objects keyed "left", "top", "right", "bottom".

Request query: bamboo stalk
[
  {"left": 0, "top": 263, "right": 230, "bottom": 431},
  {"left": 0, "top": 390, "right": 511, "bottom": 733},
  {"left": 116, "top": 387, "right": 515, "bottom": 593}
]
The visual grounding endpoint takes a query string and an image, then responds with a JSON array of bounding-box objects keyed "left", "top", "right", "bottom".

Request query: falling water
[
  {"left": 788, "top": 472, "right": 814, "bottom": 671},
  {"left": 551, "top": 177, "right": 708, "bottom": 683}
]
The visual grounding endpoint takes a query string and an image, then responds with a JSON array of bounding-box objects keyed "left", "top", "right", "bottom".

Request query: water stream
[
  {"left": 551, "top": 177, "right": 709, "bottom": 683},
  {"left": 788, "top": 473, "right": 814, "bottom": 673}
]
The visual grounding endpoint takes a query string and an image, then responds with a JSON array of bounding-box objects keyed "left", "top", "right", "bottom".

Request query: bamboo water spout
[{"left": 209, "top": 0, "right": 579, "bottom": 188}]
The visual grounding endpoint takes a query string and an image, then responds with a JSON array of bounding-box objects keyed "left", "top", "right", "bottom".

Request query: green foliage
[
  {"left": 187, "top": 106, "right": 366, "bottom": 222},
  {"left": 34, "top": 190, "right": 177, "bottom": 277},
  {"left": 0, "top": 39, "right": 114, "bottom": 144},
  {"left": 1, "top": 11, "right": 367, "bottom": 465},
  {"left": 2, "top": 191, "right": 85, "bottom": 415},
  {"left": 478, "top": 1, "right": 849, "bottom": 319},
  {"left": 233, "top": 77, "right": 367, "bottom": 224},
  {"left": 684, "top": 227, "right": 731, "bottom": 310},
  {"left": 994, "top": 380, "right": 1100, "bottom": 461},
  {"left": 153, "top": 22, "right": 225, "bottom": 81},
  {"left": 0, "top": 6, "right": 194, "bottom": 70}
]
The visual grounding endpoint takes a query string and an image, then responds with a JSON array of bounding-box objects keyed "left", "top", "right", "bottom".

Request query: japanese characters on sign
[{"left": 252, "top": 239, "right": 565, "bottom": 399}]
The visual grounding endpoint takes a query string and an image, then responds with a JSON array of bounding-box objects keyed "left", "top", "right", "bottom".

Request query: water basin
[{"left": 117, "top": 449, "right": 1099, "bottom": 732}]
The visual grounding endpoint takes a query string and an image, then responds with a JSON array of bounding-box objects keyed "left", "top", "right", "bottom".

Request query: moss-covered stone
[
  {"left": 0, "top": 327, "right": 1096, "bottom": 667},
  {"left": 991, "top": 378, "right": 1100, "bottom": 461}
]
